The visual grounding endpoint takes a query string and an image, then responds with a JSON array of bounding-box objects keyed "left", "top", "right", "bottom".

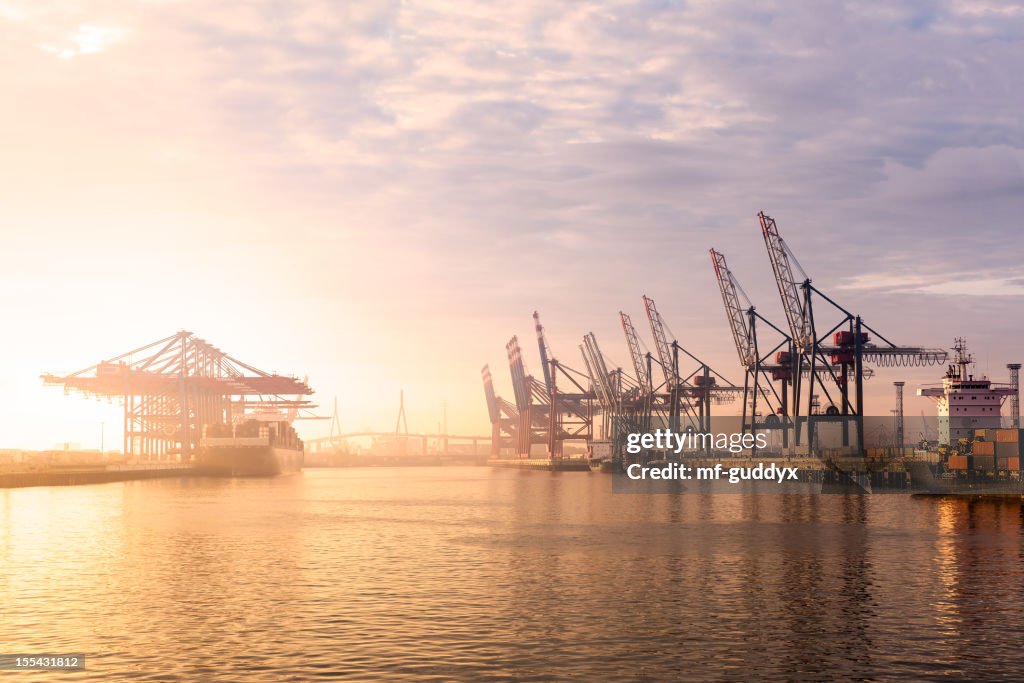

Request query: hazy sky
[{"left": 2, "top": 0, "right": 1023, "bottom": 450}]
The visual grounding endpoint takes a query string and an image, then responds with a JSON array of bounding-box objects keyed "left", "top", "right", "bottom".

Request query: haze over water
[{"left": 3, "top": 469, "right": 1023, "bottom": 681}]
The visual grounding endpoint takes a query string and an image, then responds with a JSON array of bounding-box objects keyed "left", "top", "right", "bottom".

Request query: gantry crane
[
  {"left": 536, "top": 312, "right": 594, "bottom": 457},
  {"left": 481, "top": 364, "right": 519, "bottom": 456},
  {"left": 712, "top": 245, "right": 880, "bottom": 454},
  {"left": 580, "top": 333, "right": 620, "bottom": 437},
  {"left": 533, "top": 310, "right": 555, "bottom": 395},
  {"left": 507, "top": 313, "right": 594, "bottom": 458},
  {"left": 641, "top": 294, "right": 743, "bottom": 443},
  {"left": 42, "top": 330, "right": 314, "bottom": 461},
  {"left": 505, "top": 335, "right": 550, "bottom": 456},
  {"left": 580, "top": 331, "right": 646, "bottom": 462},
  {"left": 619, "top": 311, "right": 656, "bottom": 437},
  {"left": 620, "top": 312, "right": 651, "bottom": 395},
  {"left": 758, "top": 211, "right": 947, "bottom": 455},
  {"left": 710, "top": 247, "right": 881, "bottom": 453},
  {"left": 710, "top": 248, "right": 795, "bottom": 449},
  {"left": 580, "top": 333, "right": 618, "bottom": 416}
]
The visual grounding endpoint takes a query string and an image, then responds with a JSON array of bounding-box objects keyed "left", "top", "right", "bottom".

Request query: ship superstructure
[{"left": 918, "top": 339, "right": 1014, "bottom": 445}]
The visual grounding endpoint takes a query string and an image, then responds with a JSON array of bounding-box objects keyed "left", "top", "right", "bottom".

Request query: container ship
[
  {"left": 197, "top": 419, "right": 303, "bottom": 477},
  {"left": 908, "top": 428, "right": 1024, "bottom": 495},
  {"left": 910, "top": 340, "right": 1022, "bottom": 495}
]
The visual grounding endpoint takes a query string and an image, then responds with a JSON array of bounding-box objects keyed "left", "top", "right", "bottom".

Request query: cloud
[
  {"left": 838, "top": 272, "right": 1024, "bottom": 297},
  {"left": 2, "top": 0, "right": 1024, "bottom": 439},
  {"left": 40, "top": 24, "right": 127, "bottom": 58}
]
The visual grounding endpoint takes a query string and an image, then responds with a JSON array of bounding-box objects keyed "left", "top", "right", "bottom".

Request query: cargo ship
[
  {"left": 908, "top": 427, "right": 1024, "bottom": 495},
  {"left": 196, "top": 419, "right": 303, "bottom": 477},
  {"left": 909, "top": 340, "right": 1022, "bottom": 495},
  {"left": 908, "top": 454, "right": 1024, "bottom": 496}
]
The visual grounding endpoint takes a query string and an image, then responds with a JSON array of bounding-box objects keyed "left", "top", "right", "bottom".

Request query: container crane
[
  {"left": 533, "top": 310, "right": 554, "bottom": 394},
  {"left": 510, "top": 314, "right": 595, "bottom": 459},
  {"left": 619, "top": 311, "right": 651, "bottom": 395},
  {"left": 580, "top": 333, "right": 619, "bottom": 415},
  {"left": 709, "top": 248, "right": 877, "bottom": 452},
  {"left": 619, "top": 311, "right": 656, "bottom": 439},
  {"left": 41, "top": 330, "right": 314, "bottom": 461},
  {"left": 580, "top": 332, "right": 645, "bottom": 465},
  {"left": 758, "top": 211, "right": 947, "bottom": 455},
  {"left": 710, "top": 248, "right": 794, "bottom": 448},
  {"left": 481, "top": 364, "right": 519, "bottom": 456},
  {"left": 506, "top": 336, "right": 549, "bottom": 456},
  {"left": 641, "top": 295, "right": 744, "bottom": 445}
]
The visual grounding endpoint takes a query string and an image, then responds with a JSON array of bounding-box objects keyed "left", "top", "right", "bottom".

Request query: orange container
[
  {"left": 947, "top": 455, "right": 968, "bottom": 470},
  {"left": 996, "top": 429, "right": 1022, "bottom": 443},
  {"left": 973, "top": 440, "right": 995, "bottom": 456},
  {"left": 998, "top": 456, "right": 1021, "bottom": 471}
]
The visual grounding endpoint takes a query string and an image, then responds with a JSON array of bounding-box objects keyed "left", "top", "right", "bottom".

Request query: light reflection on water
[{"left": 2, "top": 468, "right": 1023, "bottom": 681}]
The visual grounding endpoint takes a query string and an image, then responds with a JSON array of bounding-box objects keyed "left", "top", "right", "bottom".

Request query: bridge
[{"left": 304, "top": 391, "right": 491, "bottom": 461}]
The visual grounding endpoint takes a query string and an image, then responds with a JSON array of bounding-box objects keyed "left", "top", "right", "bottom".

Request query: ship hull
[
  {"left": 908, "top": 461, "right": 1024, "bottom": 496},
  {"left": 197, "top": 445, "right": 303, "bottom": 477}
]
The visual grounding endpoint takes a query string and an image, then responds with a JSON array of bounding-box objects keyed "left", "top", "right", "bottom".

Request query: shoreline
[{"left": 1, "top": 464, "right": 199, "bottom": 489}]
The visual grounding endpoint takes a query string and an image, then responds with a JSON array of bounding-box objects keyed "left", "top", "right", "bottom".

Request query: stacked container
[{"left": 995, "top": 429, "right": 1024, "bottom": 470}]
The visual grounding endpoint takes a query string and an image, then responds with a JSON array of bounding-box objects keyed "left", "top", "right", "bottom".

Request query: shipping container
[
  {"left": 973, "top": 440, "right": 995, "bottom": 456},
  {"left": 997, "top": 456, "right": 1021, "bottom": 471},
  {"left": 996, "top": 429, "right": 1023, "bottom": 443},
  {"left": 947, "top": 455, "right": 969, "bottom": 470},
  {"left": 973, "top": 454, "right": 995, "bottom": 471},
  {"left": 995, "top": 441, "right": 1023, "bottom": 458}
]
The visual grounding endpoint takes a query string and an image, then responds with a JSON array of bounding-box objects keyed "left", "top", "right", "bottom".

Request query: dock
[{"left": 1, "top": 464, "right": 198, "bottom": 489}]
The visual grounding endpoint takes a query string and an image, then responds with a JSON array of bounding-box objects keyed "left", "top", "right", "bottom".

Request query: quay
[{"left": 1, "top": 464, "right": 199, "bottom": 489}]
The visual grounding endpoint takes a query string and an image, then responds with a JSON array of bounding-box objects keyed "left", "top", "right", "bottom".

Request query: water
[{"left": 2, "top": 467, "right": 1024, "bottom": 681}]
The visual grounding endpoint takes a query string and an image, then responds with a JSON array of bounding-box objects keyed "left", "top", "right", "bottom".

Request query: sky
[{"left": 1, "top": 0, "right": 1023, "bottom": 450}]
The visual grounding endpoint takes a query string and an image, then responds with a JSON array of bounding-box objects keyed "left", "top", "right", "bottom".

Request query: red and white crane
[{"left": 758, "top": 211, "right": 947, "bottom": 454}]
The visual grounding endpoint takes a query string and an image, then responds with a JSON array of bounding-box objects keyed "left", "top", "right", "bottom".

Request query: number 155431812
[{"left": 0, "top": 654, "right": 86, "bottom": 670}]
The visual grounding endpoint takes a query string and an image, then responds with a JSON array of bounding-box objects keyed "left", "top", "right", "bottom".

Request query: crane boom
[
  {"left": 533, "top": 311, "right": 554, "bottom": 393},
  {"left": 642, "top": 294, "right": 675, "bottom": 387},
  {"left": 481, "top": 365, "right": 500, "bottom": 424},
  {"left": 505, "top": 336, "right": 531, "bottom": 411},
  {"left": 589, "top": 334, "right": 617, "bottom": 402},
  {"left": 759, "top": 211, "right": 812, "bottom": 349},
  {"left": 578, "top": 344, "right": 600, "bottom": 404},
  {"left": 581, "top": 334, "right": 617, "bottom": 412},
  {"left": 710, "top": 249, "right": 755, "bottom": 368},
  {"left": 619, "top": 312, "right": 650, "bottom": 390}
]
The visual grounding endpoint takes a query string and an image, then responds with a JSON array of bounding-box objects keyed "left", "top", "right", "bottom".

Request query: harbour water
[{"left": 3, "top": 467, "right": 1024, "bottom": 681}]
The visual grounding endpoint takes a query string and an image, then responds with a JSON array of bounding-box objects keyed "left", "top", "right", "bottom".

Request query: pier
[{"left": 1, "top": 463, "right": 197, "bottom": 489}]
